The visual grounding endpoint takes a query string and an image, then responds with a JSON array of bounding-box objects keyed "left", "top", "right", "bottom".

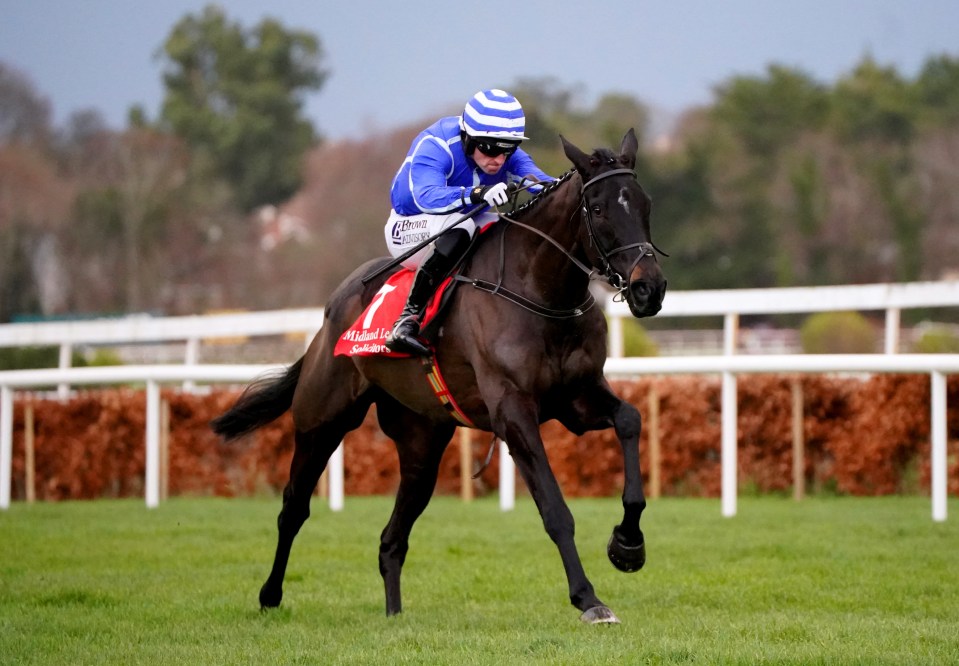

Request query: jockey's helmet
[{"left": 459, "top": 89, "right": 529, "bottom": 142}]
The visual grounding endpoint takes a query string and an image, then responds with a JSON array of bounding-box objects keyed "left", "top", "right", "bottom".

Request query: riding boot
[{"left": 385, "top": 249, "right": 451, "bottom": 355}]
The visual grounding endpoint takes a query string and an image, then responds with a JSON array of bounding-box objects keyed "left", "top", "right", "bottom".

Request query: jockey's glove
[{"left": 470, "top": 182, "right": 510, "bottom": 207}]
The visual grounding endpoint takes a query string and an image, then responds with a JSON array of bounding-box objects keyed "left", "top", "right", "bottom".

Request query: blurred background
[{"left": 1, "top": 1, "right": 958, "bottom": 324}]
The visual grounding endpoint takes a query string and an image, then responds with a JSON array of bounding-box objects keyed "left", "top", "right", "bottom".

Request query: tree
[
  {"left": 592, "top": 93, "right": 649, "bottom": 151},
  {"left": 159, "top": 5, "right": 327, "bottom": 211},
  {"left": 0, "top": 143, "right": 72, "bottom": 320},
  {"left": 830, "top": 57, "right": 916, "bottom": 144},
  {"left": 508, "top": 77, "right": 571, "bottom": 157},
  {"left": 712, "top": 64, "right": 828, "bottom": 158},
  {"left": 54, "top": 109, "right": 108, "bottom": 176},
  {"left": 915, "top": 54, "right": 959, "bottom": 127},
  {"left": 64, "top": 129, "right": 190, "bottom": 312},
  {"left": 0, "top": 62, "right": 52, "bottom": 147}
]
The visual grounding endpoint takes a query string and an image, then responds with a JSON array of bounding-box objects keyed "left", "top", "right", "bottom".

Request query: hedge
[{"left": 6, "top": 375, "right": 958, "bottom": 501}]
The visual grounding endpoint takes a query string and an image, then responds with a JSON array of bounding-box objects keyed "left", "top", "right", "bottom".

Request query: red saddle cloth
[{"left": 333, "top": 270, "right": 452, "bottom": 358}]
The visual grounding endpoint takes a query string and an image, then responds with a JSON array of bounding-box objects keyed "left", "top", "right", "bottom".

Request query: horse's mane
[{"left": 509, "top": 169, "right": 577, "bottom": 219}]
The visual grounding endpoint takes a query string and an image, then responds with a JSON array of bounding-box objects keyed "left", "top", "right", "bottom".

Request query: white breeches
[{"left": 383, "top": 210, "right": 496, "bottom": 269}]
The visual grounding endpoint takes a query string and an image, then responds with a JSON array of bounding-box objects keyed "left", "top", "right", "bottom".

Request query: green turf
[{"left": 2, "top": 496, "right": 957, "bottom": 665}]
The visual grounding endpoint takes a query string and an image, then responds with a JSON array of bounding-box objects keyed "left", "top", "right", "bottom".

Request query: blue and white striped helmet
[{"left": 460, "top": 89, "right": 529, "bottom": 141}]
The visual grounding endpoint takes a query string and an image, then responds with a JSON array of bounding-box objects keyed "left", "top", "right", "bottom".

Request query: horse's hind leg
[
  {"left": 375, "top": 398, "right": 455, "bottom": 616},
  {"left": 259, "top": 396, "right": 373, "bottom": 609}
]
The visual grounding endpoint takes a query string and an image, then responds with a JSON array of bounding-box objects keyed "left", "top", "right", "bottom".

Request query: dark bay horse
[{"left": 212, "top": 129, "right": 667, "bottom": 624}]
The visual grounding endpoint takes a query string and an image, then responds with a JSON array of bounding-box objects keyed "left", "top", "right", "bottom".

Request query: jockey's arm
[{"left": 408, "top": 138, "right": 471, "bottom": 214}]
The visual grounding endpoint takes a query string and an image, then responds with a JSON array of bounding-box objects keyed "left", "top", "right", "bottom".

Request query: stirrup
[{"left": 386, "top": 317, "right": 431, "bottom": 355}]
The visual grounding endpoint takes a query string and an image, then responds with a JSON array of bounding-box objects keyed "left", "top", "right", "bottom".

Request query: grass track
[{"left": 2, "top": 496, "right": 958, "bottom": 665}]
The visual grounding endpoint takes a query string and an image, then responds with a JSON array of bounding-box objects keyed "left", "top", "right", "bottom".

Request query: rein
[
  {"left": 460, "top": 167, "right": 655, "bottom": 318},
  {"left": 457, "top": 204, "right": 597, "bottom": 320}
]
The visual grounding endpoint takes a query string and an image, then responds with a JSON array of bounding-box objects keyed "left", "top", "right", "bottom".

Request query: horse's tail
[{"left": 211, "top": 357, "right": 304, "bottom": 440}]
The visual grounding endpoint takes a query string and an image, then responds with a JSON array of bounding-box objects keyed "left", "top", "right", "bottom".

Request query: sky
[{"left": 2, "top": 1, "right": 958, "bottom": 142}]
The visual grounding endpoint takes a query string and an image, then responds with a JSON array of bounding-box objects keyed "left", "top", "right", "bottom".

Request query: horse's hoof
[
  {"left": 607, "top": 527, "right": 646, "bottom": 573},
  {"left": 580, "top": 605, "right": 620, "bottom": 624},
  {"left": 259, "top": 583, "right": 283, "bottom": 609}
]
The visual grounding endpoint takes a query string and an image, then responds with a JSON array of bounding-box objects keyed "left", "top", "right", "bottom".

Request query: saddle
[
  {"left": 333, "top": 269, "right": 461, "bottom": 358},
  {"left": 334, "top": 216, "right": 497, "bottom": 359}
]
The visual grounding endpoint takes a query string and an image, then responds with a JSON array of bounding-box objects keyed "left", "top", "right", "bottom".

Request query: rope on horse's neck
[
  {"left": 498, "top": 171, "right": 601, "bottom": 280},
  {"left": 493, "top": 181, "right": 628, "bottom": 298},
  {"left": 459, "top": 275, "right": 597, "bottom": 319},
  {"left": 456, "top": 209, "right": 596, "bottom": 318},
  {"left": 458, "top": 175, "right": 622, "bottom": 317},
  {"left": 447, "top": 177, "right": 597, "bottom": 318},
  {"left": 502, "top": 169, "right": 647, "bottom": 289},
  {"left": 481, "top": 207, "right": 600, "bottom": 318},
  {"left": 464, "top": 168, "right": 664, "bottom": 316},
  {"left": 495, "top": 212, "right": 597, "bottom": 279}
]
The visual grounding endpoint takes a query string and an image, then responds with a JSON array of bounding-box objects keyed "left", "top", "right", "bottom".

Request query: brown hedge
[{"left": 7, "top": 375, "right": 958, "bottom": 501}]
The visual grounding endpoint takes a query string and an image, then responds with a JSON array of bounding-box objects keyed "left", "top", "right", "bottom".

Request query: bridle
[
  {"left": 579, "top": 168, "right": 658, "bottom": 293},
  {"left": 459, "top": 167, "right": 661, "bottom": 318}
]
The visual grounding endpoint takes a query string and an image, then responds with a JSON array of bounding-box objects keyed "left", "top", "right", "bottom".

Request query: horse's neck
[{"left": 501, "top": 178, "right": 589, "bottom": 305}]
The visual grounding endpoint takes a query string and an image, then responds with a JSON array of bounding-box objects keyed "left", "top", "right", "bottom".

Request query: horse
[{"left": 211, "top": 128, "right": 667, "bottom": 624}]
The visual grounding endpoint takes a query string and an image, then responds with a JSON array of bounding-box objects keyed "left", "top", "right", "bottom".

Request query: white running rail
[{"left": 2, "top": 281, "right": 958, "bottom": 519}]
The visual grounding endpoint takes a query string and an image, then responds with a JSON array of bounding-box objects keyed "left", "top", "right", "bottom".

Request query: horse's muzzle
[{"left": 626, "top": 267, "right": 666, "bottom": 318}]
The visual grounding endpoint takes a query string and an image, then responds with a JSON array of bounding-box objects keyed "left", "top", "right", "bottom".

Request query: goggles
[{"left": 472, "top": 139, "right": 519, "bottom": 158}]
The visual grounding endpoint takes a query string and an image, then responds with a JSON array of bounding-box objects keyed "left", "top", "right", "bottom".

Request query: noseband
[{"left": 580, "top": 168, "right": 656, "bottom": 292}]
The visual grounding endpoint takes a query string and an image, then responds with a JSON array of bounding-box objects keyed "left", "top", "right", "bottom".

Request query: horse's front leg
[
  {"left": 565, "top": 384, "right": 647, "bottom": 574},
  {"left": 606, "top": 396, "right": 647, "bottom": 573},
  {"left": 491, "top": 390, "right": 619, "bottom": 624}
]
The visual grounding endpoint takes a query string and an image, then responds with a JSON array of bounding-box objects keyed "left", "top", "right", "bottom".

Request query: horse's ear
[
  {"left": 561, "top": 134, "right": 592, "bottom": 173},
  {"left": 619, "top": 128, "right": 639, "bottom": 168}
]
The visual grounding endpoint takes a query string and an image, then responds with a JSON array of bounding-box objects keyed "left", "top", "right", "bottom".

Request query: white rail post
[
  {"left": 183, "top": 337, "right": 200, "bottom": 392},
  {"left": 722, "top": 313, "right": 739, "bottom": 517},
  {"left": 499, "top": 439, "right": 514, "bottom": 511},
  {"left": 0, "top": 386, "right": 12, "bottom": 509},
  {"left": 145, "top": 380, "right": 160, "bottom": 508},
  {"left": 721, "top": 372, "right": 738, "bottom": 517},
  {"left": 608, "top": 315, "right": 624, "bottom": 358},
  {"left": 328, "top": 442, "right": 344, "bottom": 511},
  {"left": 58, "top": 342, "right": 73, "bottom": 400},
  {"left": 931, "top": 371, "right": 947, "bottom": 522},
  {"left": 885, "top": 307, "right": 901, "bottom": 354}
]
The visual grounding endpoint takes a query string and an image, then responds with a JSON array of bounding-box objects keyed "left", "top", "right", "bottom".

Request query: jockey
[{"left": 384, "top": 88, "right": 555, "bottom": 355}]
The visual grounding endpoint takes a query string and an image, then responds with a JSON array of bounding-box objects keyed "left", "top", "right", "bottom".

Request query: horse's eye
[{"left": 591, "top": 204, "right": 602, "bottom": 215}]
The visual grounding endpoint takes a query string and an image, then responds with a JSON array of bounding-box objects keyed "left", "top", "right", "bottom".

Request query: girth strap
[{"left": 420, "top": 355, "right": 475, "bottom": 427}]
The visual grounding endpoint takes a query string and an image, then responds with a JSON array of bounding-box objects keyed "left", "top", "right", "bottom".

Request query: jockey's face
[{"left": 471, "top": 148, "right": 507, "bottom": 175}]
